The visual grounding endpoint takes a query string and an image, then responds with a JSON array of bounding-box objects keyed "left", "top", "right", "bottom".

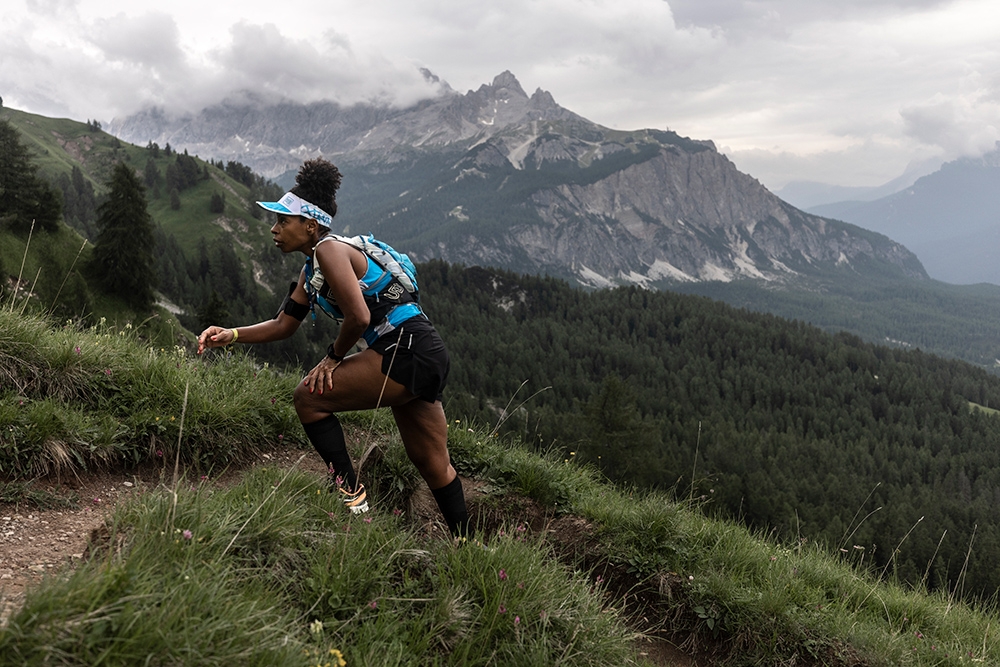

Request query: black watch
[{"left": 326, "top": 344, "right": 345, "bottom": 362}]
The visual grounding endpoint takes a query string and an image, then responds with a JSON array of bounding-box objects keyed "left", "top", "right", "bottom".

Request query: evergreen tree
[
  {"left": 0, "top": 119, "right": 62, "bottom": 233},
  {"left": 197, "top": 290, "right": 230, "bottom": 331},
  {"left": 90, "top": 163, "right": 157, "bottom": 310},
  {"left": 209, "top": 191, "right": 225, "bottom": 214}
]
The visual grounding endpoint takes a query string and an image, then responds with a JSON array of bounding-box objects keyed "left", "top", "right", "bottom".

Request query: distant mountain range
[
  {"left": 110, "top": 71, "right": 925, "bottom": 290},
  {"left": 807, "top": 146, "right": 1000, "bottom": 285},
  {"left": 774, "top": 157, "right": 942, "bottom": 210}
]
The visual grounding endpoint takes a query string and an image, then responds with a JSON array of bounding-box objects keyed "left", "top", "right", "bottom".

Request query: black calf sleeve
[
  {"left": 431, "top": 475, "right": 471, "bottom": 538},
  {"left": 302, "top": 414, "right": 357, "bottom": 491}
]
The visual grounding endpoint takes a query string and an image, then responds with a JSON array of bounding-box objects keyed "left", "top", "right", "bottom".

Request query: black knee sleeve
[
  {"left": 431, "top": 475, "right": 471, "bottom": 538},
  {"left": 302, "top": 414, "right": 357, "bottom": 491}
]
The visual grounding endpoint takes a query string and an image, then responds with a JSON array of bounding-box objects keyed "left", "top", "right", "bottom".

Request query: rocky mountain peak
[
  {"left": 487, "top": 70, "right": 528, "bottom": 98},
  {"left": 107, "top": 72, "right": 924, "bottom": 288}
]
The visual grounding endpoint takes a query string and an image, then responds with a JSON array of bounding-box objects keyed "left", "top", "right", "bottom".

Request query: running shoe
[{"left": 339, "top": 483, "right": 369, "bottom": 514}]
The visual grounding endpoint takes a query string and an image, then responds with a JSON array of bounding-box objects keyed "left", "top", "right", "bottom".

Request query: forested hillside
[{"left": 417, "top": 261, "right": 1000, "bottom": 600}]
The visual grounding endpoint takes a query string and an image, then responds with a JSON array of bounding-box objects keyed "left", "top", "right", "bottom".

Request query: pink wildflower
[
  {"left": 183, "top": 530, "right": 192, "bottom": 540},
  {"left": 498, "top": 569, "right": 507, "bottom": 581},
  {"left": 514, "top": 616, "right": 520, "bottom": 625},
  {"left": 498, "top": 604, "right": 506, "bottom": 614}
]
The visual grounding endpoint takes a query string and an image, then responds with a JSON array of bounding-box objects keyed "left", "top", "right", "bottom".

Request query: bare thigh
[{"left": 293, "top": 349, "right": 412, "bottom": 422}]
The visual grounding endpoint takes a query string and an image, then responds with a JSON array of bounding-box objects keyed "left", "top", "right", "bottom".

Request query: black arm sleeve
[{"left": 275, "top": 281, "right": 310, "bottom": 321}]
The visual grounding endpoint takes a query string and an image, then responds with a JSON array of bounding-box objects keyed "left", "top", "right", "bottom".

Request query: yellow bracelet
[{"left": 230, "top": 328, "right": 239, "bottom": 342}]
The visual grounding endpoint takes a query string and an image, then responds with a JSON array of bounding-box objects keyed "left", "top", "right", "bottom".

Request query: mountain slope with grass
[{"left": 3, "top": 309, "right": 1000, "bottom": 666}]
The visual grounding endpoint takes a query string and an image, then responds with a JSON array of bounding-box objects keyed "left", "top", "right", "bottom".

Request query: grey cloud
[
  {"left": 901, "top": 98, "right": 1000, "bottom": 157},
  {"left": 667, "top": 0, "right": 954, "bottom": 30},
  {"left": 212, "top": 22, "right": 443, "bottom": 108},
  {"left": 26, "top": 0, "right": 78, "bottom": 16},
  {"left": 88, "top": 12, "right": 184, "bottom": 69}
]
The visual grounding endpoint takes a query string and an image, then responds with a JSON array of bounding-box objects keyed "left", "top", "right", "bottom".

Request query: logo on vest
[{"left": 385, "top": 283, "right": 405, "bottom": 301}]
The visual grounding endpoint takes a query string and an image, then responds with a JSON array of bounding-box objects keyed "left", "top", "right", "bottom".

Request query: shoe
[{"left": 339, "top": 483, "right": 369, "bottom": 514}]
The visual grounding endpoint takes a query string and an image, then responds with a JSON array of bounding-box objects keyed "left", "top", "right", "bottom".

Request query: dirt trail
[
  {"left": 1, "top": 449, "right": 696, "bottom": 665},
  {"left": 0, "top": 448, "right": 324, "bottom": 625}
]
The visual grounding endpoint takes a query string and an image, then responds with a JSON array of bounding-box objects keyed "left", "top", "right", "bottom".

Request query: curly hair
[{"left": 290, "top": 158, "right": 342, "bottom": 221}]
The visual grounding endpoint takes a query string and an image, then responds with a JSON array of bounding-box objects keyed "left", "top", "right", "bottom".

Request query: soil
[{"left": 1, "top": 447, "right": 698, "bottom": 666}]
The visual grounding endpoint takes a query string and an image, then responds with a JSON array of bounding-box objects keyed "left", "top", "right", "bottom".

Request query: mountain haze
[
  {"left": 809, "top": 145, "right": 1000, "bottom": 285},
  {"left": 111, "top": 71, "right": 925, "bottom": 290}
]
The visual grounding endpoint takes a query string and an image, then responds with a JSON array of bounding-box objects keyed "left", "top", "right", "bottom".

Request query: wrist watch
[{"left": 326, "top": 344, "right": 345, "bottom": 362}]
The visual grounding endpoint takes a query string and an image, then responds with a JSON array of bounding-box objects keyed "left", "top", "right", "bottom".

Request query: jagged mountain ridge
[{"left": 110, "top": 71, "right": 926, "bottom": 288}]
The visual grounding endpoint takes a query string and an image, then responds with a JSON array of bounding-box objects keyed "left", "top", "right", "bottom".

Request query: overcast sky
[{"left": 2, "top": 0, "right": 998, "bottom": 190}]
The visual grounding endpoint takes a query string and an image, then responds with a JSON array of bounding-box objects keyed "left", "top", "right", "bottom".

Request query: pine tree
[
  {"left": 90, "top": 162, "right": 157, "bottom": 310},
  {"left": 0, "top": 119, "right": 62, "bottom": 233}
]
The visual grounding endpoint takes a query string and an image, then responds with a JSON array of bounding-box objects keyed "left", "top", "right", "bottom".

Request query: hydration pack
[
  {"left": 331, "top": 234, "right": 419, "bottom": 302},
  {"left": 304, "top": 234, "right": 422, "bottom": 342}
]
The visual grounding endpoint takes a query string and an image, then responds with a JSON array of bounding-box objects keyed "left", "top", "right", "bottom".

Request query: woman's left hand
[{"left": 303, "top": 356, "right": 342, "bottom": 394}]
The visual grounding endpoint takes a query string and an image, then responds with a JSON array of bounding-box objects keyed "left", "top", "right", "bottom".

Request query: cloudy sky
[{"left": 2, "top": 0, "right": 998, "bottom": 191}]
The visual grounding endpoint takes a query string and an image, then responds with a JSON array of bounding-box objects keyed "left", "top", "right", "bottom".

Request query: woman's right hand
[{"left": 197, "top": 326, "right": 233, "bottom": 354}]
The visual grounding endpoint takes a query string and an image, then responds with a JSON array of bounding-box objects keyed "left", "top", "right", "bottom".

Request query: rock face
[{"left": 110, "top": 72, "right": 926, "bottom": 287}]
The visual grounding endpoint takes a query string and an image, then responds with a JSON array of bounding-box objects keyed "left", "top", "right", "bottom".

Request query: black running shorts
[{"left": 369, "top": 316, "right": 450, "bottom": 403}]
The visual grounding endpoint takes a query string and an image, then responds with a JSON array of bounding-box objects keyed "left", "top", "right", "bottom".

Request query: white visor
[{"left": 256, "top": 192, "right": 332, "bottom": 228}]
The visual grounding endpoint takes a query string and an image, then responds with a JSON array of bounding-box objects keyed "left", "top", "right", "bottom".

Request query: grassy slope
[
  {"left": 2, "top": 106, "right": 295, "bottom": 295},
  {"left": 2, "top": 309, "right": 998, "bottom": 666}
]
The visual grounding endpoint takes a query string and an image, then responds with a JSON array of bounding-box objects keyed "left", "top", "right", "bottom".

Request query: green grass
[{"left": 4, "top": 310, "right": 1000, "bottom": 665}]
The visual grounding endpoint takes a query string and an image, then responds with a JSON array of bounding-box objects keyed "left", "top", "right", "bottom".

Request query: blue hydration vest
[{"left": 304, "top": 234, "right": 424, "bottom": 345}]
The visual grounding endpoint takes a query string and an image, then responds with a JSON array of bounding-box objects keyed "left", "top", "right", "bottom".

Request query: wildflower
[
  {"left": 182, "top": 530, "right": 192, "bottom": 540},
  {"left": 278, "top": 434, "right": 283, "bottom": 441},
  {"left": 309, "top": 619, "right": 324, "bottom": 636},
  {"left": 364, "top": 517, "right": 372, "bottom": 524},
  {"left": 271, "top": 397, "right": 276, "bottom": 404},
  {"left": 369, "top": 600, "right": 377, "bottom": 610},
  {"left": 328, "top": 649, "right": 346, "bottom": 667},
  {"left": 517, "top": 582, "right": 524, "bottom": 589},
  {"left": 393, "top": 508, "right": 402, "bottom": 516},
  {"left": 498, "top": 604, "right": 506, "bottom": 614},
  {"left": 156, "top": 450, "right": 163, "bottom": 457},
  {"left": 498, "top": 569, "right": 507, "bottom": 581},
  {"left": 74, "top": 346, "right": 81, "bottom": 355},
  {"left": 104, "top": 369, "right": 112, "bottom": 376},
  {"left": 93, "top": 497, "right": 101, "bottom": 504},
  {"left": 595, "top": 575, "right": 604, "bottom": 585},
  {"left": 514, "top": 615, "right": 520, "bottom": 625}
]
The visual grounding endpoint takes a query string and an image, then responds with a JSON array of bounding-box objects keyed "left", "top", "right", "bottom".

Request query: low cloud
[
  {"left": 901, "top": 95, "right": 1000, "bottom": 158},
  {"left": 1, "top": 0, "right": 998, "bottom": 188}
]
